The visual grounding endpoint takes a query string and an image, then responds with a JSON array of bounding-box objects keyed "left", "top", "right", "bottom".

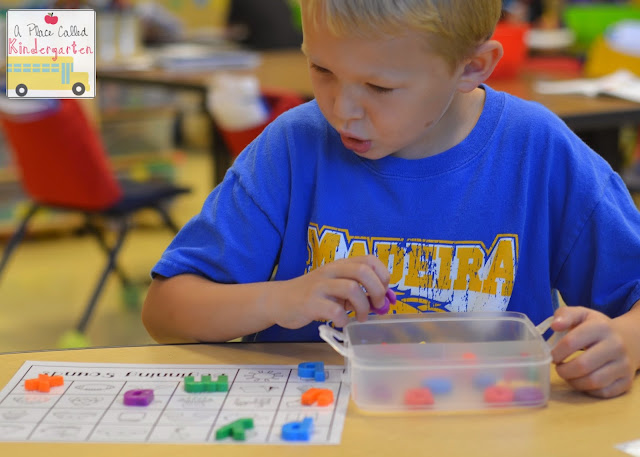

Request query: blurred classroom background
[{"left": 1, "top": 0, "right": 640, "bottom": 353}]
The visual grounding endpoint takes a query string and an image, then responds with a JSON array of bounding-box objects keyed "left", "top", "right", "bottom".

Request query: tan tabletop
[{"left": 0, "top": 342, "right": 638, "bottom": 457}]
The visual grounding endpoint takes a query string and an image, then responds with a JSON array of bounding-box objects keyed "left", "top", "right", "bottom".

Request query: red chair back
[
  {"left": 0, "top": 99, "right": 122, "bottom": 210},
  {"left": 218, "top": 88, "right": 306, "bottom": 158}
]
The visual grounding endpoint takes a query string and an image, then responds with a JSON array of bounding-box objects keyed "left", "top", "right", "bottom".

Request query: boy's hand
[
  {"left": 550, "top": 306, "right": 640, "bottom": 398},
  {"left": 271, "top": 255, "right": 390, "bottom": 329}
]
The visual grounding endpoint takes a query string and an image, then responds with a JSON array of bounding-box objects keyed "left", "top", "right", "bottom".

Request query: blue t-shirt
[{"left": 153, "top": 85, "right": 640, "bottom": 341}]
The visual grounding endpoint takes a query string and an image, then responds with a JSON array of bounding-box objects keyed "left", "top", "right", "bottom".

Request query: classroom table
[
  {"left": 98, "top": 50, "right": 640, "bottom": 185},
  {"left": 0, "top": 342, "right": 638, "bottom": 457},
  {"left": 97, "top": 51, "right": 315, "bottom": 186}
]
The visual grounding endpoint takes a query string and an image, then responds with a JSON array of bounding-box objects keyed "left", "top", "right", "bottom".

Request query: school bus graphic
[{"left": 7, "top": 56, "right": 90, "bottom": 97}]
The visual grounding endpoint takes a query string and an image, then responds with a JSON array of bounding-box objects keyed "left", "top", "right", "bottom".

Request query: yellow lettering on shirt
[{"left": 306, "top": 223, "right": 518, "bottom": 313}]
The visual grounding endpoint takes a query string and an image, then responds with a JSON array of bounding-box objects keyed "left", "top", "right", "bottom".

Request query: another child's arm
[
  {"left": 142, "top": 255, "right": 390, "bottom": 343},
  {"left": 550, "top": 302, "right": 640, "bottom": 398}
]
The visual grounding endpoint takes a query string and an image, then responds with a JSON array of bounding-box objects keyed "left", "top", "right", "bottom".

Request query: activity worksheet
[{"left": 0, "top": 361, "right": 349, "bottom": 444}]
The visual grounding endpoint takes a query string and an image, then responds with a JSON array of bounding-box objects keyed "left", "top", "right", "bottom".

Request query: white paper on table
[
  {"left": 0, "top": 360, "right": 350, "bottom": 445},
  {"left": 534, "top": 70, "right": 640, "bottom": 103},
  {"left": 616, "top": 439, "right": 640, "bottom": 456}
]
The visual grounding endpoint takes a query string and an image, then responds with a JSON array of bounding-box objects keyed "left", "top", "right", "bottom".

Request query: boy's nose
[{"left": 333, "top": 85, "right": 364, "bottom": 122}]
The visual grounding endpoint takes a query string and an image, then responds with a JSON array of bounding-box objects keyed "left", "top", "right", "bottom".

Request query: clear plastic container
[{"left": 319, "top": 312, "right": 562, "bottom": 413}]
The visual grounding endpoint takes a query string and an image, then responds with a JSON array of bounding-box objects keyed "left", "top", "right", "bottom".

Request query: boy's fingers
[
  {"left": 551, "top": 322, "right": 602, "bottom": 364},
  {"left": 561, "top": 358, "right": 626, "bottom": 394},
  {"left": 357, "top": 271, "right": 387, "bottom": 311},
  {"left": 328, "top": 278, "right": 370, "bottom": 319},
  {"left": 554, "top": 340, "right": 613, "bottom": 379},
  {"left": 550, "top": 307, "right": 599, "bottom": 363},
  {"left": 326, "top": 259, "right": 388, "bottom": 310},
  {"left": 330, "top": 256, "right": 390, "bottom": 284},
  {"left": 585, "top": 376, "right": 632, "bottom": 399},
  {"left": 315, "top": 298, "right": 349, "bottom": 327},
  {"left": 551, "top": 306, "right": 590, "bottom": 332},
  {"left": 363, "top": 255, "right": 391, "bottom": 284}
]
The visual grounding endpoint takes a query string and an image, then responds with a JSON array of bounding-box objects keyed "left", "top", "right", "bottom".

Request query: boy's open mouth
[{"left": 340, "top": 134, "right": 372, "bottom": 154}]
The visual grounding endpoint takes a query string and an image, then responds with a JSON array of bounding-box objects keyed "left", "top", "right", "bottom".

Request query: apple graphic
[{"left": 44, "top": 13, "right": 58, "bottom": 25}]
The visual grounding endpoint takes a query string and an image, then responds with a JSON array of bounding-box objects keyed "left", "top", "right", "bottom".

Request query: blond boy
[{"left": 144, "top": 0, "right": 640, "bottom": 398}]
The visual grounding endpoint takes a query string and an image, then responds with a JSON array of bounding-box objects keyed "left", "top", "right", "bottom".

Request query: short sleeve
[
  {"left": 555, "top": 172, "right": 640, "bottom": 317},
  {"left": 151, "top": 117, "right": 294, "bottom": 284}
]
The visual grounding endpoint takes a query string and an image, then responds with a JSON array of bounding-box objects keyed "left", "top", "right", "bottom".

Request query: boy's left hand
[{"left": 550, "top": 305, "right": 640, "bottom": 398}]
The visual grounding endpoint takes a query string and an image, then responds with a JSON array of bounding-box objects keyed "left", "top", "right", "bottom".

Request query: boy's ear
[{"left": 456, "top": 40, "right": 504, "bottom": 92}]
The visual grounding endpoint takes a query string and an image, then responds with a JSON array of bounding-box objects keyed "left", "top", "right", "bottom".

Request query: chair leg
[
  {"left": 154, "top": 204, "right": 181, "bottom": 234},
  {"left": 75, "top": 217, "right": 130, "bottom": 334},
  {"left": 0, "top": 204, "right": 40, "bottom": 281},
  {"left": 82, "top": 215, "right": 134, "bottom": 288}
]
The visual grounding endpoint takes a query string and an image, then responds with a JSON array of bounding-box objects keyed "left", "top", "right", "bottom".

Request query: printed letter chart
[{"left": 0, "top": 361, "right": 350, "bottom": 444}]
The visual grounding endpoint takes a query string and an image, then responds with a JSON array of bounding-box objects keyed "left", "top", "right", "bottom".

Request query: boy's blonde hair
[{"left": 303, "top": 0, "right": 502, "bottom": 70}]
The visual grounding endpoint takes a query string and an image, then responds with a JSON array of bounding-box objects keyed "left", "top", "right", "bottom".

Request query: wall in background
[{"left": 129, "top": 0, "right": 230, "bottom": 29}]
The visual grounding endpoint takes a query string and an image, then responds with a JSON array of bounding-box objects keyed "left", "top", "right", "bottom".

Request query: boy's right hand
[{"left": 270, "top": 255, "right": 391, "bottom": 329}]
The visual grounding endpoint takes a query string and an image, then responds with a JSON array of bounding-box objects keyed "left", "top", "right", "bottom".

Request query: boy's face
[{"left": 301, "top": 15, "right": 474, "bottom": 160}]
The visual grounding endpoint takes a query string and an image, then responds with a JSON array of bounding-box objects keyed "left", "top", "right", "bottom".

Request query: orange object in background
[{"left": 488, "top": 22, "right": 529, "bottom": 80}]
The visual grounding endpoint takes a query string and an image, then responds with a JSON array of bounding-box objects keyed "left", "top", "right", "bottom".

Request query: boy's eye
[
  {"left": 310, "top": 63, "right": 332, "bottom": 75},
  {"left": 367, "top": 83, "right": 393, "bottom": 94},
  {"left": 310, "top": 63, "right": 393, "bottom": 93}
]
